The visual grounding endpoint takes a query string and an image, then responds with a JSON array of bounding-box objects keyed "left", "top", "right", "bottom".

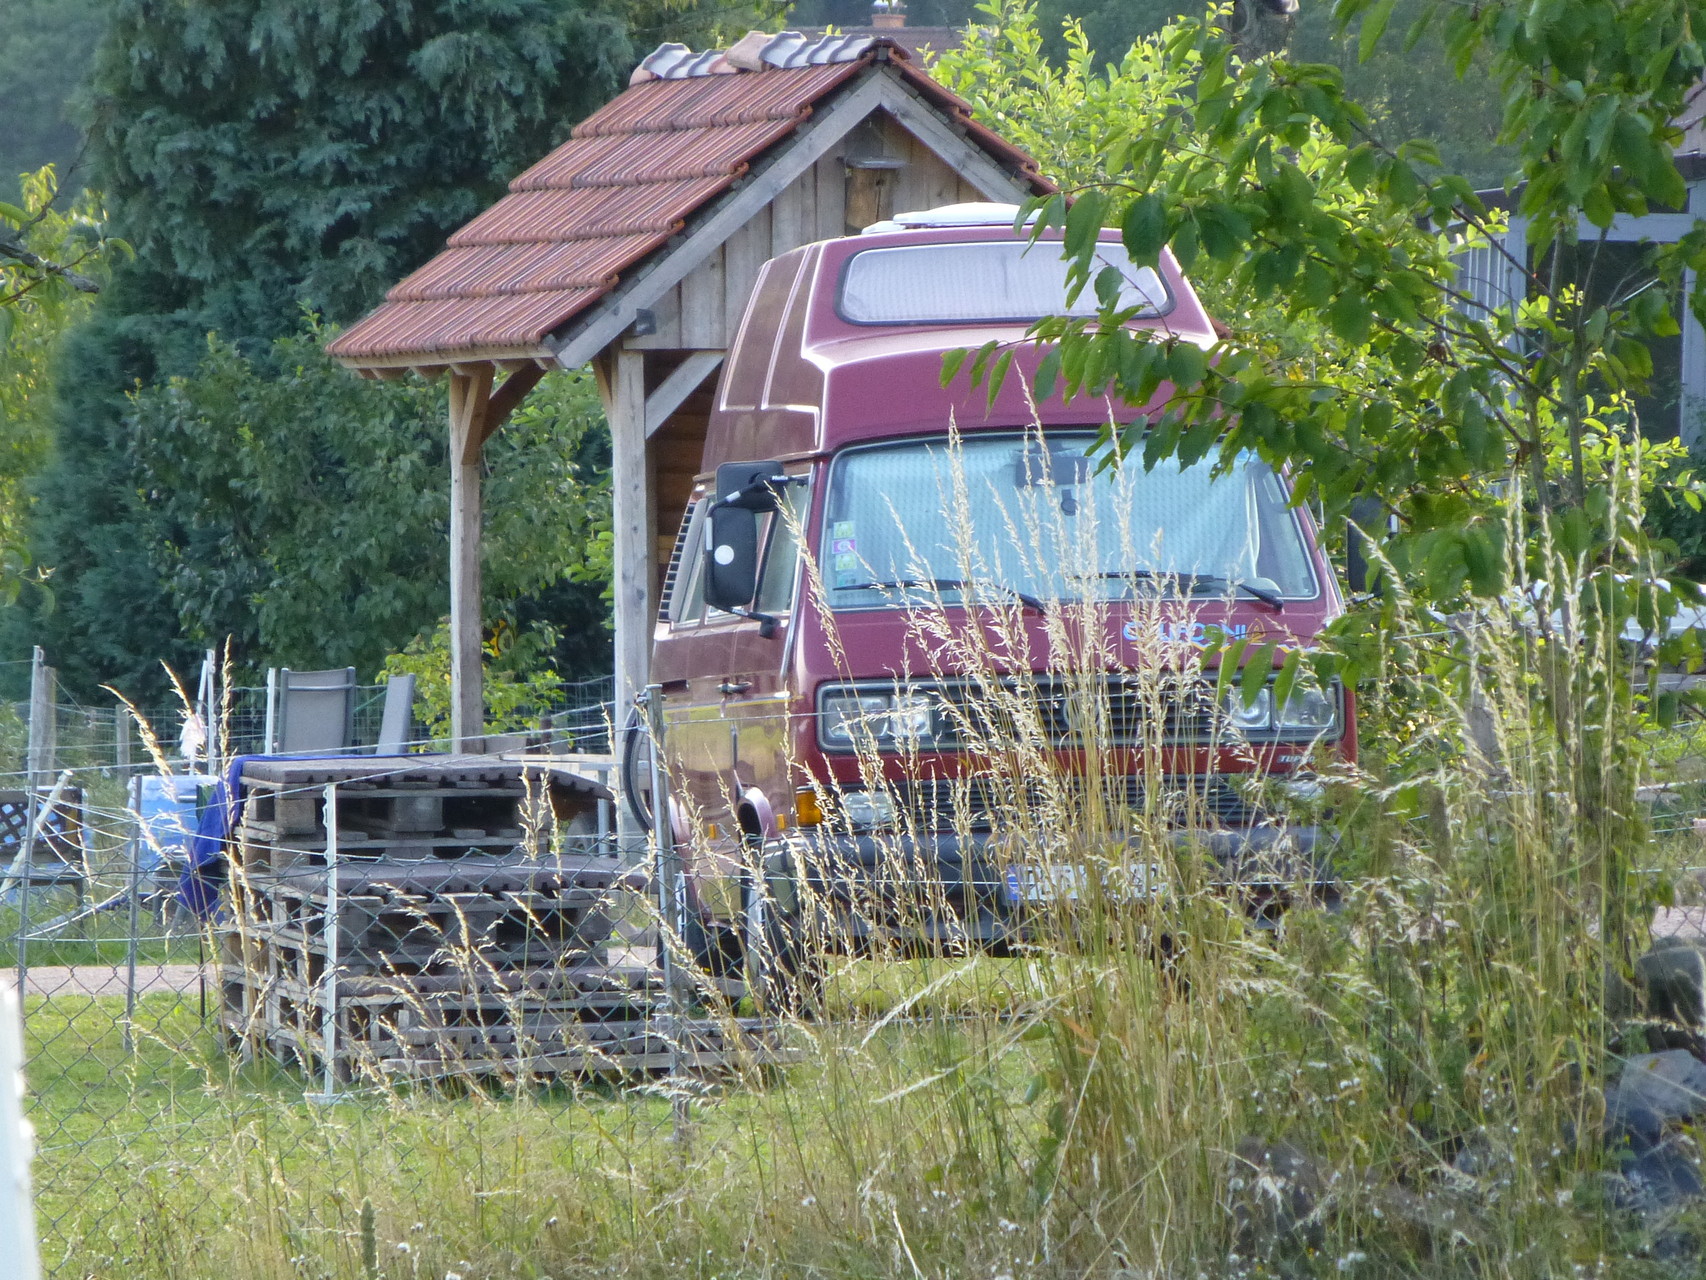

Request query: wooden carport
[{"left": 327, "top": 30, "right": 1051, "bottom": 751}]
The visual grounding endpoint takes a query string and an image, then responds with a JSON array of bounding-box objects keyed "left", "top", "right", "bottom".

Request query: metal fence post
[
  {"left": 123, "top": 776, "right": 143, "bottom": 1055},
  {"left": 114, "top": 703, "right": 131, "bottom": 778},
  {"left": 641, "top": 685, "right": 693, "bottom": 1142},
  {"left": 308, "top": 782, "right": 341, "bottom": 1104}
]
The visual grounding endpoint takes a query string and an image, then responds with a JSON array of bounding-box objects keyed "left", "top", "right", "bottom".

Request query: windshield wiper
[
  {"left": 838, "top": 577, "right": 1046, "bottom": 613},
  {"left": 1089, "top": 569, "right": 1284, "bottom": 611},
  {"left": 1193, "top": 575, "right": 1285, "bottom": 611}
]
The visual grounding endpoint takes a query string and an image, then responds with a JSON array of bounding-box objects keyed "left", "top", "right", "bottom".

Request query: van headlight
[
  {"left": 819, "top": 685, "right": 946, "bottom": 750},
  {"left": 1220, "top": 679, "right": 1341, "bottom": 740},
  {"left": 840, "top": 789, "right": 897, "bottom": 828},
  {"left": 1276, "top": 685, "right": 1337, "bottom": 732}
]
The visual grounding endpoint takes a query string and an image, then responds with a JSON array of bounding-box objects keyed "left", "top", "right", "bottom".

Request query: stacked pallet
[{"left": 217, "top": 756, "right": 796, "bottom": 1081}]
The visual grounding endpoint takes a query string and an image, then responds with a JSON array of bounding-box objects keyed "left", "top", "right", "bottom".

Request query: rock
[
  {"left": 1617, "top": 1140, "right": 1699, "bottom": 1215},
  {"left": 1610, "top": 1051, "right": 1706, "bottom": 1128},
  {"left": 1637, "top": 940, "right": 1706, "bottom": 1028},
  {"left": 1617, "top": 1137, "right": 1705, "bottom": 1213},
  {"left": 1228, "top": 1138, "right": 1325, "bottom": 1254},
  {"left": 1607, "top": 1095, "right": 1665, "bottom": 1156}
]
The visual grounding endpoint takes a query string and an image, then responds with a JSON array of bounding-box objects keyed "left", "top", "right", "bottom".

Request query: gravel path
[{"left": 23, "top": 964, "right": 206, "bottom": 999}]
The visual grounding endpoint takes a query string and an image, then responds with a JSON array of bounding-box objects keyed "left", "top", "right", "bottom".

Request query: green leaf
[
  {"left": 1167, "top": 341, "right": 1207, "bottom": 388},
  {"left": 1325, "top": 293, "right": 1374, "bottom": 344},
  {"left": 1272, "top": 647, "right": 1304, "bottom": 722},
  {"left": 1121, "top": 193, "right": 1168, "bottom": 265},
  {"left": 987, "top": 349, "right": 1015, "bottom": 408},
  {"left": 1034, "top": 347, "right": 1062, "bottom": 401},
  {"left": 1240, "top": 641, "right": 1278, "bottom": 705},
  {"left": 1358, "top": 0, "right": 1400, "bottom": 63},
  {"left": 940, "top": 348, "right": 970, "bottom": 388}
]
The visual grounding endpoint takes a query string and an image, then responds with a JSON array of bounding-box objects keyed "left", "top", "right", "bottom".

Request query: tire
[
  {"left": 744, "top": 879, "right": 825, "bottom": 1019},
  {"left": 619, "top": 708, "right": 653, "bottom": 833},
  {"left": 683, "top": 907, "right": 745, "bottom": 980}
]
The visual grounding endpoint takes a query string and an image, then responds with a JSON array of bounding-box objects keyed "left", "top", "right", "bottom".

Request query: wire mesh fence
[{"left": 14, "top": 680, "right": 1706, "bottom": 1277}]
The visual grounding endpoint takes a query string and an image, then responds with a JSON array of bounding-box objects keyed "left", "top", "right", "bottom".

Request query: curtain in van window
[
  {"left": 826, "top": 437, "right": 1293, "bottom": 603},
  {"left": 838, "top": 243, "right": 1167, "bottom": 325}
]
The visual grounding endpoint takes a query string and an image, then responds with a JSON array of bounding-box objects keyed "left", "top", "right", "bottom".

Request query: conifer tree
[{"left": 18, "top": 0, "right": 641, "bottom": 696}]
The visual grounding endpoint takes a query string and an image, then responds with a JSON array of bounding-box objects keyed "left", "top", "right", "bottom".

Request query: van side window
[
  {"left": 669, "top": 500, "right": 709, "bottom": 626},
  {"left": 755, "top": 487, "right": 805, "bottom": 614}
]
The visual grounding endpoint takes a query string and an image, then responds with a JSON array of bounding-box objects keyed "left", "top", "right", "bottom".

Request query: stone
[
  {"left": 1618, "top": 1138, "right": 1704, "bottom": 1213},
  {"left": 1636, "top": 940, "right": 1706, "bottom": 1028},
  {"left": 1610, "top": 1051, "right": 1706, "bottom": 1127},
  {"left": 1228, "top": 1138, "right": 1325, "bottom": 1254}
]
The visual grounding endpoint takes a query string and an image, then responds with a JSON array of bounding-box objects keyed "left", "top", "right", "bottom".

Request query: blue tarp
[{"left": 134, "top": 774, "right": 215, "bottom": 874}]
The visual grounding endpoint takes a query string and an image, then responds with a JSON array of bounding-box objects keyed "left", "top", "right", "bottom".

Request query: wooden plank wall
[{"left": 629, "top": 118, "right": 982, "bottom": 356}]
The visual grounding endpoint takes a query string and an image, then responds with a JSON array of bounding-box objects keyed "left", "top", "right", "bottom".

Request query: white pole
[{"left": 0, "top": 985, "right": 41, "bottom": 1280}]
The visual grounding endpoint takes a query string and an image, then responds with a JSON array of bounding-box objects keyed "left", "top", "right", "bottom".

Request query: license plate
[{"left": 1004, "top": 862, "right": 1163, "bottom": 904}]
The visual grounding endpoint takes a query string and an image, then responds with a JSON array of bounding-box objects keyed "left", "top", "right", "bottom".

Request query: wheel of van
[
  {"left": 744, "top": 880, "right": 825, "bottom": 1020},
  {"left": 619, "top": 707, "right": 654, "bottom": 833},
  {"left": 683, "top": 905, "right": 745, "bottom": 980}
]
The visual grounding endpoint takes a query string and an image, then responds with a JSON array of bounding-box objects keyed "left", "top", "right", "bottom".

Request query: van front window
[{"left": 820, "top": 433, "right": 1317, "bottom": 610}]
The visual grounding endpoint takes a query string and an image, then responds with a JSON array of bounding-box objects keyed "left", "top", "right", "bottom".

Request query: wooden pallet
[
  {"left": 218, "top": 960, "right": 799, "bottom": 1079},
  {"left": 209, "top": 756, "right": 800, "bottom": 1081}
]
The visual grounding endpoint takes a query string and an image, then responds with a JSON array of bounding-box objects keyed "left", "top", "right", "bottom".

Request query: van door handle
[{"left": 718, "top": 679, "right": 752, "bottom": 696}]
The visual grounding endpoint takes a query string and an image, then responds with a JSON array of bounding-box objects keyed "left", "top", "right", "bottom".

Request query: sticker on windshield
[
  {"left": 833, "top": 553, "right": 858, "bottom": 572},
  {"left": 831, "top": 522, "right": 856, "bottom": 540},
  {"left": 832, "top": 537, "right": 857, "bottom": 553}
]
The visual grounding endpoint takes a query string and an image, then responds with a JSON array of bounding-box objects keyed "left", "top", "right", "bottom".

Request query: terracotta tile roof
[{"left": 327, "top": 33, "right": 1048, "bottom": 367}]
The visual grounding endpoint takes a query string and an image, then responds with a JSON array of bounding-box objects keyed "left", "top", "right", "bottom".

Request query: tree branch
[{"left": 0, "top": 233, "right": 101, "bottom": 295}]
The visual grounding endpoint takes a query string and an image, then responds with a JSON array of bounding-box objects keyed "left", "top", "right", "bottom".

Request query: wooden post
[
  {"left": 448, "top": 367, "right": 494, "bottom": 753},
  {"left": 604, "top": 349, "right": 653, "bottom": 745},
  {"left": 24, "top": 650, "right": 51, "bottom": 786}
]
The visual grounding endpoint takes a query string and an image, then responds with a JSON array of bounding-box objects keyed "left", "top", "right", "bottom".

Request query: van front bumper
[{"left": 760, "top": 823, "right": 1332, "bottom": 953}]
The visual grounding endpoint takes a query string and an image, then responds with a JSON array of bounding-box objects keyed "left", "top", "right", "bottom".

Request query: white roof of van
[{"left": 861, "top": 202, "right": 1037, "bottom": 233}]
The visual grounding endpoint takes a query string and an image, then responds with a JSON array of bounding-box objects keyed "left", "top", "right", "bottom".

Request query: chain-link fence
[{"left": 17, "top": 673, "right": 1706, "bottom": 1278}]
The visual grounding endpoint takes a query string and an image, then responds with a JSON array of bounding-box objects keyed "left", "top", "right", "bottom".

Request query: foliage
[
  {"left": 82, "top": 0, "right": 637, "bottom": 332},
  {"left": 0, "top": 0, "right": 104, "bottom": 203},
  {"left": 119, "top": 318, "right": 610, "bottom": 682},
  {"left": 943, "top": 0, "right": 1706, "bottom": 1014},
  {"left": 0, "top": 165, "right": 123, "bottom": 595},
  {"left": 16, "top": 0, "right": 645, "bottom": 699},
  {"left": 380, "top": 617, "right": 567, "bottom": 739},
  {"left": 1002, "top": 0, "right": 1703, "bottom": 618}
]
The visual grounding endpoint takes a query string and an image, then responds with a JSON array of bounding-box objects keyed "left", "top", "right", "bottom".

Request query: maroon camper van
[{"left": 640, "top": 204, "right": 1354, "bottom": 997}]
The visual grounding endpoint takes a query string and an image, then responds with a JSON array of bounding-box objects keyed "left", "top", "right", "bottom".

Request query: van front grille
[{"left": 886, "top": 774, "right": 1256, "bottom": 832}]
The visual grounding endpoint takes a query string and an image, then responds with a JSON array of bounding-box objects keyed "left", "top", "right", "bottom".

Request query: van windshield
[{"left": 821, "top": 433, "right": 1318, "bottom": 609}]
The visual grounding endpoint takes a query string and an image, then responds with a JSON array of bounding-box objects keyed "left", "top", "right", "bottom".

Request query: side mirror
[
  {"left": 1345, "top": 496, "right": 1382, "bottom": 595},
  {"left": 705, "top": 503, "right": 761, "bottom": 613},
  {"left": 715, "top": 460, "right": 786, "bottom": 512}
]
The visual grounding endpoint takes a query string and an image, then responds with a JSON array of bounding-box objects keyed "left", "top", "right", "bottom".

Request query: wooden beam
[
  {"left": 481, "top": 363, "right": 546, "bottom": 448},
  {"left": 870, "top": 80, "right": 1040, "bottom": 202},
  {"left": 448, "top": 366, "right": 494, "bottom": 750},
  {"left": 645, "top": 351, "right": 724, "bottom": 437},
  {"left": 601, "top": 349, "right": 652, "bottom": 750}
]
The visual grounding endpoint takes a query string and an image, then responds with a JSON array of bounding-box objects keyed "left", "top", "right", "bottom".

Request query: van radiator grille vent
[{"left": 887, "top": 775, "right": 1256, "bottom": 832}]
